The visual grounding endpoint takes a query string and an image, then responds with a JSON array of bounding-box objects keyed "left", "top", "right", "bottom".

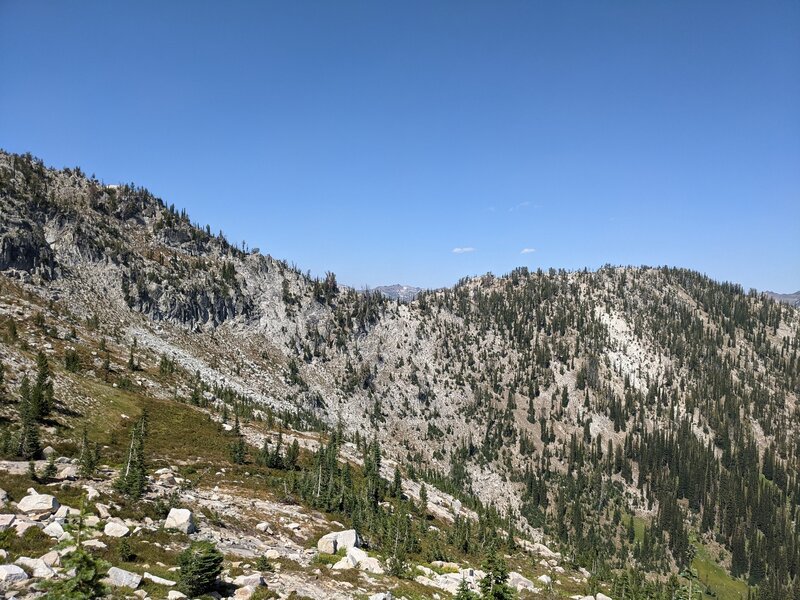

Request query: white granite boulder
[
  {"left": 106, "top": 566, "right": 142, "bottom": 588},
  {"left": 317, "top": 529, "right": 361, "bottom": 554},
  {"left": 104, "top": 519, "right": 130, "bottom": 538},
  {"left": 17, "top": 493, "right": 59, "bottom": 515},
  {"left": 164, "top": 508, "right": 196, "bottom": 534},
  {"left": 0, "top": 564, "right": 28, "bottom": 582}
]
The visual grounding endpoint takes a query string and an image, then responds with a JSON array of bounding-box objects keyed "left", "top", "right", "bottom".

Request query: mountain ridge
[{"left": 1, "top": 149, "right": 799, "bottom": 599}]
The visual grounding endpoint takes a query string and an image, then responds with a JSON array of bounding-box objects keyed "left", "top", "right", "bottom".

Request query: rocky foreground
[{"left": 0, "top": 449, "right": 607, "bottom": 599}]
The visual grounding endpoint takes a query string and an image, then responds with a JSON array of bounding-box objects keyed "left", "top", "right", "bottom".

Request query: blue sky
[{"left": 1, "top": 1, "right": 798, "bottom": 291}]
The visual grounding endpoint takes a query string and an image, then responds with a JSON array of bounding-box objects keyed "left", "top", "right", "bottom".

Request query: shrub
[{"left": 177, "top": 541, "right": 223, "bottom": 596}]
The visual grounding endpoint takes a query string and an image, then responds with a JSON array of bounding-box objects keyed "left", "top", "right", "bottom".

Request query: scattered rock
[
  {"left": 317, "top": 529, "right": 361, "bottom": 554},
  {"left": 0, "top": 514, "right": 16, "bottom": 531},
  {"left": 0, "top": 564, "right": 28, "bottom": 582},
  {"left": 43, "top": 521, "right": 65, "bottom": 538},
  {"left": 17, "top": 493, "right": 59, "bottom": 515},
  {"left": 106, "top": 566, "right": 142, "bottom": 588},
  {"left": 144, "top": 571, "right": 177, "bottom": 586},
  {"left": 15, "top": 556, "right": 55, "bottom": 579},
  {"left": 164, "top": 508, "right": 196, "bottom": 534},
  {"left": 233, "top": 573, "right": 264, "bottom": 587},
  {"left": 104, "top": 519, "right": 131, "bottom": 538},
  {"left": 508, "top": 571, "right": 535, "bottom": 592},
  {"left": 234, "top": 586, "right": 257, "bottom": 600},
  {"left": 83, "top": 486, "right": 100, "bottom": 501}
]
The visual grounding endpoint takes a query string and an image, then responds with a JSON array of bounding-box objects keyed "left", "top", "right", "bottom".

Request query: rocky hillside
[{"left": 1, "top": 150, "right": 799, "bottom": 599}]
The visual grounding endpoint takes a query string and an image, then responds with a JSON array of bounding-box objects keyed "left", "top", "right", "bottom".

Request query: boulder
[
  {"left": 234, "top": 586, "right": 257, "bottom": 600},
  {"left": 508, "top": 571, "right": 535, "bottom": 592},
  {"left": 537, "top": 574, "right": 552, "bottom": 586},
  {"left": 0, "top": 564, "right": 28, "bottom": 582},
  {"left": 14, "top": 520, "right": 42, "bottom": 536},
  {"left": 0, "top": 514, "right": 16, "bottom": 531},
  {"left": 317, "top": 532, "right": 338, "bottom": 554},
  {"left": 17, "top": 493, "right": 59, "bottom": 515},
  {"left": 596, "top": 595, "right": 613, "bottom": 600},
  {"left": 85, "top": 515, "right": 101, "bottom": 527},
  {"left": 0, "top": 489, "right": 8, "bottom": 507},
  {"left": 332, "top": 556, "right": 354, "bottom": 570},
  {"left": 42, "top": 446, "right": 56, "bottom": 458},
  {"left": 144, "top": 571, "right": 176, "bottom": 586},
  {"left": 164, "top": 508, "right": 196, "bottom": 534},
  {"left": 56, "top": 464, "right": 79, "bottom": 480},
  {"left": 369, "top": 594, "right": 393, "bottom": 600},
  {"left": 40, "top": 551, "right": 60, "bottom": 567},
  {"left": 54, "top": 505, "right": 79, "bottom": 519},
  {"left": 83, "top": 486, "right": 100, "bottom": 501},
  {"left": 265, "top": 549, "right": 280, "bottom": 560},
  {"left": 360, "top": 556, "right": 384, "bottom": 574},
  {"left": 531, "top": 542, "right": 561, "bottom": 559},
  {"left": 233, "top": 573, "right": 264, "bottom": 587},
  {"left": 348, "top": 547, "right": 368, "bottom": 564},
  {"left": 104, "top": 520, "right": 130, "bottom": 538},
  {"left": 168, "top": 591, "right": 188, "bottom": 600},
  {"left": 15, "top": 556, "right": 55, "bottom": 579},
  {"left": 337, "top": 529, "right": 361, "bottom": 550},
  {"left": 317, "top": 529, "right": 361, "bottom": 554},
  {"left": 82, "top": 539, "right": 108, "bottom": 549},
  {"left": 107, "top": 566, "right": 142, "bottom": 588},
  {"left": 43, "top": 521, "right": 65, "bottom": 538}
]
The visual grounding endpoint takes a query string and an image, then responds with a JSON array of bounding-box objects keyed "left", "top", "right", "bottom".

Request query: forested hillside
[{"left": 1, "top": 150, "right": 799, "bottom": 599}]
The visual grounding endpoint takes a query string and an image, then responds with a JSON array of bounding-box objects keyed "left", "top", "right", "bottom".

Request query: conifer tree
[
  {"left": 78, "top": 425, "right": 99, "bottom": 478},
  {"left": 115, "top": 414, "right": 147, "bottom": 500},
  {"left": 17, "top": 384, "right": 40, "bottom": 459},
  {"left": 455, "top": 577, "right": 478, "bottom": 600},
  {"left": 479, "top": 545, "right": 516, "bottom": 600}
]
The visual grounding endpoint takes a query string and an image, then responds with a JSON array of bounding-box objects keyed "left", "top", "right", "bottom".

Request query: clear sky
[{"left": 1, "top": 1, "right": 798, "bottom": 292}]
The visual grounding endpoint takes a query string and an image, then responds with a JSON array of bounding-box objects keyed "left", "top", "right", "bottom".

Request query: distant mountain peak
[
  {"left": 373, "top": 284, "right": 423, "bottom": 302},
  {"left": 765, "top": 290, "right": 800, "bottom": 307}
]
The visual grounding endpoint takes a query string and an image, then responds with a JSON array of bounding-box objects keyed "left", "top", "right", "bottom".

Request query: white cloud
[
  {"left": 452, "top": 247, "right": 476, "bottom": 254},
  {"left": 509, "top": 201, "right": 531, "bottom": 212},
  {"left": 520, "top": 248, "right": 536, "bottom": 254}
]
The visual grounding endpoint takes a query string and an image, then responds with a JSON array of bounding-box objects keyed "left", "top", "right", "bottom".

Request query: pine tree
[
  {"left": 78, "top": 426, "right": 98, "bottom": 478},
  {"left": 177, "top": 541, "right": 224, "bottom": 596},
  {"left": 115, "top": 415, "right": 147, "bottom": 500},
  {"left": 17, "top": 387, "right": 40, "bottom": 460},
  {"left": 229, "top": 414, "right": 246, "bottom": 464},
  {"left": 455, "top": 577, "right": 478, "bottom": 600},
  {"left": 31, "top": 351, "right": 54, "bottom": 420},
  {"left": 42, "top": 505, "right": 109, "bottom": 599},
  {"left": 43, "top": 454, "right": 57, "bottom": 479},
  {"left": 284, "top": 439, "right": 299, "bottom": 470},
  {"left": 419, "top": 483, "right": 429, "bottom": 514},
  {"left": 479, "top": 545, "right": 516, "bottom": 600}
]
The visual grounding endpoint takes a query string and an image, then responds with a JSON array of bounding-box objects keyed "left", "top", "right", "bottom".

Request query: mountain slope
[{"left": 1, "top": 150, "right": 799, "bottom": 599}]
